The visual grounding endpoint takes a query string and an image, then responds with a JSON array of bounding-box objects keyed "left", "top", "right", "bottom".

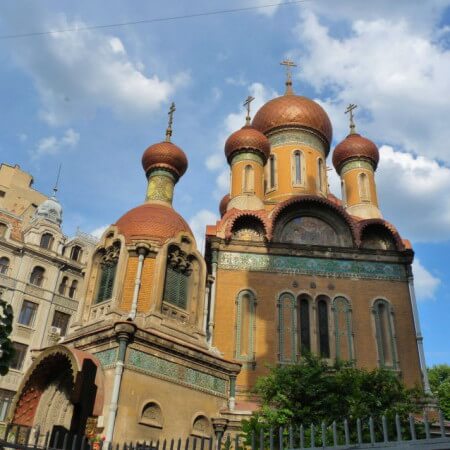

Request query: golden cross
[
  {"left": 165, "top": 102, "right": 176, "bottom": 142},
  {"left": 280, "top": 58, "right": 297, "bottom": 94},
  {"left": 243, "top": 95, "right": 255, "bottom": 125},
  {"left": 345, "top": 103, "right": 357, "bottom": 134}
]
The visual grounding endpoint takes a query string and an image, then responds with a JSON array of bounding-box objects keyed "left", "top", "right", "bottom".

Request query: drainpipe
[
  {"left": 228, "top": 375, "right": 236, "bottom": 411},
  {"left": 104, "top": 322, "right": 136, "bottom": 447},
  {"left": 207, "top": 250, "right": 218, "bottom": 346},
  {"left": 128, "top": 246, "right": 147, "bottom": 321},
  {"left": 407, "top": 268, "right": 431, "bottom": 394}
]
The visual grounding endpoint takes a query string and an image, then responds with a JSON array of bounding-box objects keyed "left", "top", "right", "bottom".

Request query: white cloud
[
  {"left": 413, "top": 259, "right": 441, "bottom": 301},
  {"left": 90, "top": 224, "right": 109, "bottom": 239},
  {"left": 33, "top": 128, "right": 80, "bottom": 159},
  {"left": 189, "top": 209, "right": 218, "bottom": 254}
]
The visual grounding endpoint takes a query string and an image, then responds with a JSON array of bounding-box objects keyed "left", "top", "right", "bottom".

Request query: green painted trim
[
  {"left": 372, "top": 300, "right": 398, "bottom": 369},
  {"left": 218, "top": 252, "right": 407, "bottom": 281},
  {"left": 148, "top": 169, "right": 176, "bottom": 181},
  {"left": 231, "top": 152, "right": 264, "bottom": 165},
  {"left": 269, "top": 129, "right": 327, "bottom": 155},
  {"left": 340, "top": 160, "right": 373, "bottom": 176},
  {"left": 94, "top": 348, "right": 118, "bottom": 368},
  {"left": 333, "top": 297, "right": 353, "bottom": 361},
  {"left": 234, "top": 290, "right": 256, "bottom": 367},
  {"left": 278, "top": 293, "right": 297, "bottom": 363}
]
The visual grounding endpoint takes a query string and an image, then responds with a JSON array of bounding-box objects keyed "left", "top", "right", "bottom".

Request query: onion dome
[
  {"left": 219, "top": 194, "right": 230, "bottom": 217},
  {"left": 332, "top": 133, "right": 379, "bottom": 172},
  {"left": 115, "top": 203, "right": 193, "bottom": 244},
  {"left": 224, "top": 126, "right": 270, "bottom": 164},
  {"left": 141, "top": 141, "right": 188, "bottom": 179},
  {"left": 252, "top": 95, "right": 333, "bottom": 146},
  {"left": 34, "top": 195, "right": 63, "bottom": 225}
]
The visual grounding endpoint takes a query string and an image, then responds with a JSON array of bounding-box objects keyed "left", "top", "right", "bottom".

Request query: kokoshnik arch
[{"left": 8, "top": 60, "right": 429, "bottom": 442}]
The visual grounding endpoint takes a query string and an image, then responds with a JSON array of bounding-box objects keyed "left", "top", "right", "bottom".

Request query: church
[{"left": 6, "top": 62, "right": 429, "bottom": 444}]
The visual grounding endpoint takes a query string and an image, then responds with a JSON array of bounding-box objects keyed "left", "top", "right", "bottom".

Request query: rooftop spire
[
  {"left": 53, "top": 163, "right": 61, "bottom": 196},
  {"left": 165, "top": 102, "right": 176, "bottom": 142},
  {"left": 345, "top": 103, "right": 358, "bottom": 135},
  {"left": 243, "top": 95, "right": 255, "bottom": 125},
  {"left": 280, "top": 58, "right": 297, "bottom": 95}
]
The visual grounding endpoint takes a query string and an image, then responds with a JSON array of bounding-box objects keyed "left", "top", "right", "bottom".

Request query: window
[
  {"left": 58, "top": 276, "right": 68, "bottom": 295},
  {"left": 235, "top": 290, "right": 256, "bottom": 366},
  {"left": 278, "top": 293, "right": 296, "bottom": 363},
  {"left": 10, "top": 342, "right": 28, "bottom": 371},
  {"left": 0, "top": 257, "right": 9, "bottom": 274},
  {"left": 243, "top": 164, "right": 254, "bottom": 194},
  {"left": 70, "top": 245, "right": 83, "bottom": 262},
  {"left": 318, "top": 158, "right": 325, "bottom": 192},
  {"left": 333, "top": 296, "right": 353, "bottom": 361},
  {"left": 51, "top": 311, "right": 71, "bottom": 336},
  {"left": 358, "top": 173, "right": 370, "bottom": 201},
  {"left": 0, "top": 190, "right": 5, "bottom": 198},
  {"left": 341, "top": 179, "right": 347, "bottom": 206},
  {"left": 0, "top": 389, "right": 14, "bottom": 422},
  {"left": 68, "top": 280, "right": 78, "bottom": 299},
  {"left": 293, "top": 151, "right": 303, "bottom": 185},
  {"left": 163, "top": 246, "right": 192, "bottom": 309},
  {"left": 373, "top": 300, "right": 397, "bottom": 368},
  {"left": 18, "top": 301, "right": 38, "bottom": 327},
  {"left": 298, "top": 296, "right": 311, "bottom": 353},
  {"left": 317, "top": 298, "right": 330, "bottom": 358},
  {"left": 269, "top": 155, "right": 276, "bottom": 189},
  {"left": 29, "top": 266, "right": 45, "bottom": 287},
  {"left": 0, "top": 223, "right": 7, "bottom": 238},
  {"left": 40, "top": 233, "right": 54, "bottom": 250},
  {"left": 96, "top": 262, "right": 117, "bottom": 303}
]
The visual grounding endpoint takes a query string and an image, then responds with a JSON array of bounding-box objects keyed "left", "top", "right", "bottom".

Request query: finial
[
  {"left": 243, "top": 95, "right": 255, "bottom": 126},
  {"left": 165, "top": 102, "right": 176, "bottom": 142},
  {"left": 280, "top": 58, "right": 297, "bottom": 94},
  {"left": 345, "top": 103, "right": 358, "bottom": 134},
  {"left": 53, "top": 164, "right": 62, "bottom": 197}
]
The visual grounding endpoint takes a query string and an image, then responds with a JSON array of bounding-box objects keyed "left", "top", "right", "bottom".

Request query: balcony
[{"left": 90, "top": 300, "right": 112, "bottom": 321}]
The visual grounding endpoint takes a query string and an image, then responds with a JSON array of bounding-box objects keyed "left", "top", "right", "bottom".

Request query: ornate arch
[
  {"left": 358, "top": 219, "right": 404, "bottom": 251},
  {"left": 224, "top": 210, "right": 270, "bottom": 241}
]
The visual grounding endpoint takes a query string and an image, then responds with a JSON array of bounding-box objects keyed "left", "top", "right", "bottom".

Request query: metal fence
[{"left": 1, "top": 411, "right": 450, "bottom": 450}]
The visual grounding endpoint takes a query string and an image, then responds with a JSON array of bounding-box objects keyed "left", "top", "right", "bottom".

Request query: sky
[{"left": 0, "top": 0, "right": 449, "bottom": 366}]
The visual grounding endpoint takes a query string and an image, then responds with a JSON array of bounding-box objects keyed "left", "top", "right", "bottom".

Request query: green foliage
[
  {"left": 243, "top": 354, "right": 421, "bottom": 443},
  {"left": 0, "top": 297, "right": 15, "bottom": 376},
  {"left": 428, "top": 364, "right": 450, "bottom": 420}
]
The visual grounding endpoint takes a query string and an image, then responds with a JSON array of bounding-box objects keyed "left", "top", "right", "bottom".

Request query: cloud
[
  {"left": 33, "top": 128, "right": 80, "bottom": 159},
  {"left": 413, "top": 259, "right": 441, "bottom": 301},
  {"left": 6, "top": 13, "right": 188, "bottom": 125},
  {"left": 189, "top": 209, "right": 218, "bottom": 254},
  {"left": 90, "top": 224, "right": 109, "bottom": 239}
]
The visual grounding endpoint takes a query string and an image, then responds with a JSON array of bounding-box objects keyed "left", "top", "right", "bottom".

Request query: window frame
[
  {"left": 292, "top": 150, "right": 304, "bottom": 187},
  {"left": 51, "top": 310, "right": 71, "bottom": 336},
  {"left": 18, "top": 300, "right": 38, "bottom": 327},
  {"left": 39, "top": 233, "right": 54, "bottom": 250},
  {"left": 10, "top": 342, "right": 28, "bottom": 371},
  {"left": 29, "top": 266, "right": 45, "bottom": 287},
  {"left": 0, "top": 256, "right": 10, "bottom": 275},
  {"left": 234, "top": 289, "right": 257, "bottom": 368}
]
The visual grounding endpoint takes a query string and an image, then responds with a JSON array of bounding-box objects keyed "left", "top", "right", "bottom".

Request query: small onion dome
[
  {"left": 141, "top": 141, "right": 188, "bottom": 179},
  {"left": 219, "top": 194, "right": 230, "bottom": 217},
  {"left": 252, "top": 95, "right": 332, "bottom": 147},
  {"left": 332, "top": 133, "right": 379, "bottom": 172},
  {"left": 115, "top": 203, "right": 193, "bottom": 244},
  {"left": 224, "top": 125, "right": 270, "bottom": 164}
]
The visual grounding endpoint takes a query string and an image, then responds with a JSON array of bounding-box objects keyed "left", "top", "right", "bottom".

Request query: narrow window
[
  {"left": 359, "top": 173, "right": 370, "bottom": 201},
  {"left": 51, "top": 311, "right": 71, "bottom": 336},
  {"left": 40, "top": 233, "right": 54, "bottom": 250},
  {"left": 10, "top": 342, "right": 28, "bottom": 371},
  {"left": 373, "top": 300, "right": 396, "bottom": 368},
  {"left": 235, "top": 290, "right": 256, "bottom": 365},
  {"left": 0, "top": 257, "right": 10, "bottom": 274},
  {"left": 68, "top": 280, "right": 78, "bottom": 299},
  {"left": 70, "top": 245, "right": 83, "bottom": 262},
  {"left": 318, "top": 298, "right": 330, "bottom": 358},
  {"left": 243, "top": 164, "right": 255, "bottom": 193},
  {"left": 58, "top": 276, "right": 68, "bottom": 295},
  {"left": 163, "top": 246, "right": 192, "bottom": 309},
  {"left": 318, "top": 159, "right": 324, "bottom": 192},
  {"left": 269, "top": 155, "right": 276, "bottom": 189},
  {"left": 0, "top": 223, "right": 7, "bottom": 238},
  {"left": 278, "top": 293, "right": 296, "bottom": 363},
  {"left": 96, "top": 261, "right": 117, "bottom": 303},
  {"left": 341, "top": 179, "right": 347, "bottom": 205},
  {"left": 0, "top": 389, "right": 14, "bottom": 422},
  {"left": 18, "top": 301, "right": 38, "bottom": 327},
  {"left": 333, "top": 296, "right": 353, "bottom": 361},
  {"left": 294, "top": 151, "right": 302, "bottom": 185},
  {"left": 29, "top": 266, "right": 45, "bottom": 287},
  {"left": 298, "top": 296, "right": 311, "bottom": 353}
]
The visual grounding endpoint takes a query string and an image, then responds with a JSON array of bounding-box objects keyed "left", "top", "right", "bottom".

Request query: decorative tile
[{"left": 94, "top": 348, "right": 118, "bottom": 368}]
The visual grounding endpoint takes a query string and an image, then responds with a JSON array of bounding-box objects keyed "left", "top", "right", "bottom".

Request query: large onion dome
[
  {"left": 141, "top": 141, "right": 188, "bottom": 179},
  {"left": 332, "top": 133, "right": 379, "bottom": 172},
  {"left": 115, "top": 203, "right": 193, "bottom": 244},
  {"left": 224, "top": 125, "right": 270, "bottom": 164}
]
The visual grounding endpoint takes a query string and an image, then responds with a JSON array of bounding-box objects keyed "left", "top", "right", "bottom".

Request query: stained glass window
[
  {"left": 318, "top": 299, "right": 330, "bottom": 358},
  {"left": 299, "top": 297, "right": 311, "bottom": 353}
]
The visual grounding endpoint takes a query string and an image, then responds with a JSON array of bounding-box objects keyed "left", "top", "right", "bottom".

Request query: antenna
[{"left": 53, "top": 164, "right": 62, "bottom": 196}]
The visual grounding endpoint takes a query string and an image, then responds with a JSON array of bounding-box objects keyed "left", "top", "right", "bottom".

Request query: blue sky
[{"left": 0, "top": 1, "right": 449, "bottom": 366}]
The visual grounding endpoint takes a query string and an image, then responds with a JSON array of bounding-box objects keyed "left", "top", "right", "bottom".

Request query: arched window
[
  {"left": 96, "top": 261, "right": 117, "bottom": 303},
  {"left": 269, "top": 155, "right": 276, "bottom": 189},
  {"left": 30, "top": 266, "right": 45, "bottom": 287},
  {"left": 317, "top": 297, "right": 330, "bottom": 358},
  {"left": 235, "top": 290, "right": 256, "bottom": 366},
  {"left": 278, "top": 293, "right": 296, "bottom": 363},
  {"left": 0, "top": 257, "right": 10, "bottom": 275},
  {"left": 318, "top": 158, "right": 325, "bottom": 192},
  {"left": 341, "top": 179, "right": 347, "bottom": 205},
  {"left": 298, "top": 295, "right": 311, "bottom": 353},
  {"left": 58, "top": 276, "right": 68, "bottom": 295},
  {"left": 293, "top": 151, "right": 303, "bottom": 185},
  {"left": 40, "top": 233, "right": 54, "bottom": 250},
  {"left": 70, "top": 245, "right": 83, "bottom": 262},
  {"left": 333, "top": 296, "right": 353, "bottom": 361},
  {"left": 243, "top": 164, "right": 255, "bottom": 193},
  {"left": 0, "top": 223, "right": 7, "bottom": 238},
  {"left": 68, "top": 280, "right": 78, "bottom": 299},
  {"left": 373, "top": 299, "right": 397, "bottom": 368},
  {"left": 358, "top": 173, "right": 370, "bottom": 201},
  {"left": 163, "top": 246, "right": 192, "bottom": 309}
]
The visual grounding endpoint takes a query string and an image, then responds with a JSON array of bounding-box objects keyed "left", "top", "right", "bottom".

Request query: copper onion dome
[
  {"left": 224, "top": 125, "right": 270, "bottom": 164},
  {"left": 141, "top": 141, "right": 188, "bottom": 179},
  {"left": 219, "top": 194, "right": 230, "bottom": 217},
  {"left": 332, "top": 133, "right": 379, "bottom": 172}
]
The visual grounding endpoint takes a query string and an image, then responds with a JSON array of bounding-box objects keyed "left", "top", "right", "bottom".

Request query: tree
[
  {"left": 428, "top": 365, "right": 450, "bottom": 420},
  {"left": 0, "top": 291, "right": 15, "bottom": 376}
]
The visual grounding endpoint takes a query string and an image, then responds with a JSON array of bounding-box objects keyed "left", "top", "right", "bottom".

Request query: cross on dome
[
  {"left": 345, "top": 103, "right": 357, "bottom": 135},
  {"left": 243, "top": 95, "right": 255, "bottom": 125},
  {"left": 165, "top": 102, "right": 176, "bottom": 142},
  {"left": 280, "top": 58, "right": 297, "bottom": 94}
]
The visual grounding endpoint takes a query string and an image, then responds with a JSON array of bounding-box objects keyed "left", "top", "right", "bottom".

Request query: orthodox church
[{"left": 7, "top": 62, "right": 429, "bottom": 444}]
